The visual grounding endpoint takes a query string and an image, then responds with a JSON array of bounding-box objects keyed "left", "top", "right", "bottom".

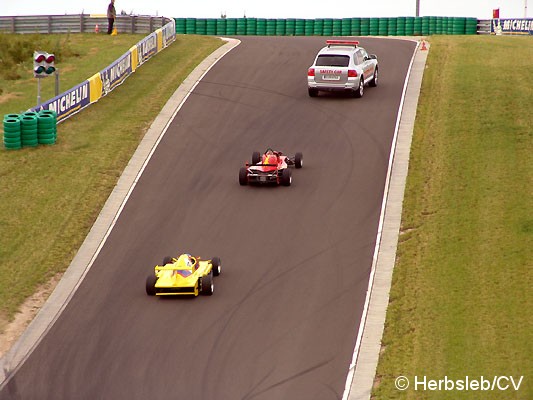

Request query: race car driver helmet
[
  {"left": 263, "top": 154, "right": 278, "bottom": 165},
  {"left": 177, "top": 254, "right": 193, "bottom": 268}
]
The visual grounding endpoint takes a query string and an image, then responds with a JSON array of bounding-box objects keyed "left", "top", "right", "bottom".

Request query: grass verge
[
  {"left": 0, "top": 34, "right": 223, "bottom": 332},
  {"left": 372, "top": 36, "right": 532, "bottom": 399}
]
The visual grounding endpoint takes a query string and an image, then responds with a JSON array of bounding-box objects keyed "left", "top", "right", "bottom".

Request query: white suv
[{"left": 307, "top": 40, "right": 378, "bottom": 98}]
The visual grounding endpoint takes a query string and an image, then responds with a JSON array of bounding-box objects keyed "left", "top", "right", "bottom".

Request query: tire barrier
[
  {"left": 360, "top": 18, "right": 370, "bottom": 36},
  {"left": 304, "top": 19, "right": 314, "bottom": 36},
  {"left": 3, "top": 111, "right": 58, "bottom": 149},
  {"left": 276, "top": 19, "right": 286, "bottom": 36},
  {"left": 206, "top": 19, "right": 217, "bottom": 36},
  {"left": 285, "top": 19, "right": 296, "bottom": 36},
  {"left": 236, "top": 18, "right": 246, "bottom": 35},
  {"left": 342, "top": 18, "right": 352, "bottom": 36},
  {"left": 266, "top": 19, "right": 276, "bottom": 35},
  {"left": 174, "top": 16, "right": 475, "bottom": 36},
  {"left": 226, "top": 18, "right": 237, "bottom": 35},
  {"left": 294, "top": 19, "right": 305, "bottom": 36},
  {"left": 3, "top": 115, "right": 22, "bottom": 150},
  {"left": 256, "top": 18, "right": 267, "bottom": 35},
  {"left": 332, "top": 19, "right": 342, "bottom": 36},
  {"left": 216, "top": 18, "right": 226, "bottom": 35},
  {"left": 369, "top": 18, "right": 379, "bottom": 35},
  {"left": 351, "top": 18, "right": 361, "bottom": 36},
  {"left": 246, "top": 18, "right": 257, "bottom": 35},
  {"left": 21, "top": 113, "right": 39, "bottom": 148},
  {"left": 38, "top": 110, "right": 57, "bottom": 145}
]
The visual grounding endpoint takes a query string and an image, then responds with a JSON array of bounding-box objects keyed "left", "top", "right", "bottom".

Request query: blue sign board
[{"left": 491, "top": 18, "right": 533, "bottom": 35}]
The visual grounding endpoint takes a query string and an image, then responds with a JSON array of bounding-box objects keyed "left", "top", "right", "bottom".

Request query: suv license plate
[{"left": 324, "top": 75, "right": 340, "bottom": 80}]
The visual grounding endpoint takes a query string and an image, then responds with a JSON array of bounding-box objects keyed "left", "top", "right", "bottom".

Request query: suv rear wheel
[
  {"left": 308, "top": 88, "right": 318, "bottom": 97},
  {"left": 354, "top": 78, "right": 364, "bottom": 98},
  {"left": 369, "top": 67, "right": 378, "bottom": 87}
]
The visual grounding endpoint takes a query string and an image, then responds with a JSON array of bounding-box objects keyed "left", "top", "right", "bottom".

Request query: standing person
[{"left": 107, "top": 0, "right": 116, "bottom": 34}]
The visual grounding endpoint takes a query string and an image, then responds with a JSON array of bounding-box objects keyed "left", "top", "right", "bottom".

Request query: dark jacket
[{"left": 107, "top": 2, "right": 116, "bottom": 19}]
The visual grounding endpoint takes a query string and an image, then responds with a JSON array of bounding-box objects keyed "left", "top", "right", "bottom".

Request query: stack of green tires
[
  {"left": 441, "top": 17, "right": 449, "bottom": 34},
  {"left": 396, "top": 17, "right": 406, "bottom": 36},
  {"left": 38, "top": 110, "right": 57, "bottom": 145},
  {"left": 304, "top": 19, "right": 314, "bottom": 36},
  {"left": 276, "top": 19, "right": 286, "bottom": 36},
  {"left": 175, "top": 18, "right": 186, "bottom": 34},
  {"left": 206, "top": 19, "right": 217, "bottom": 35},
  {"left": 428, "top": 16, "right": 437, "bottom": 35},
  {"left": 323, "top": 19, "right": 333, "bottom": 36},
  {"left": 332, "top": 19, "right": 342, "bottom": 36},
  {"left": 378, "top": 17, "right": 388, "bottom": 36},
  {"left": 387, "top": 17, "right": 397, "bottom": 36},
  {"left": 256, "top": 18, "right": 267, "bottom": 35},
  {"left": 435, "top": 16, "right": 443, "bottom": 34},
  {"left": 405, "top": 17, "right": 415, "bottom": 35},
  {"left": 216, "top": 18, "right": 226, "bottom": 35},
  {"left": 313, "top": 19, "right": 324, "bottom": 35},
  {"left": 266, "top": 19, "right": 276, "bottom": 35},
  {"left": 369, "top": 18, "right": 379, "bottom": 35},
  {"left": 341, "top": 18, "right": 352, "bottom": 35},
  {"left": 236, "top": 18, "right": 247, "bottom": 35},
  {"left": 285, "top": 19, "right": 295, "bottom": 35},
  {"left": 246, "top": 18, "right": 257, "bottom": 35},
  {"left": 413, "top": 17, "right": 422, "bottom": 35},
  {"left": 294, "top": 19, "right": 305, "bottom": 36},
  {"left": 21, "top": 112, "right": 38, "bottom": 148},
  {"left": 3, "top": 114, "right": 22, "bottom": 150},
  {"left": 351, "top": 18, "right": 361, "bottom": 35},
  {"left": 226, "top": 19, "right": 237, "bottom": 35},
  {"left": 196, "top": 19, "right": 207, "bottom": 35},
  {"left": 185, "top": 18, "right": 196, "bottom": 34},
  {"left": 360, "top": 18, "right": 370, "bottom": 36},
  {"left": 421, "top": 16, "right": 430, "bottom": 35},
  {"left": 452, "top": 17, "right": 466, "bottom": 34},
  {"left": 466, "top": 18, "right": 478, "bottom": 34}
]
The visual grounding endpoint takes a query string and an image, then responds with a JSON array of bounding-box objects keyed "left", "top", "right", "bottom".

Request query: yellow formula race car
[{"left": 145, "top": 254, "right": 221, "bottom": 297}]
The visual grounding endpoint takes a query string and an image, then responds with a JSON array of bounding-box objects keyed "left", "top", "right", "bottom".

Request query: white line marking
[{"left": 342, "top": 39, "right": 420, "bottom": 400}]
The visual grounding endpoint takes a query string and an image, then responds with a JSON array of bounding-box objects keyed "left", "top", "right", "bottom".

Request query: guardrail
[{"left": 0, "top": 14, "right": 171, "bottom": 34}]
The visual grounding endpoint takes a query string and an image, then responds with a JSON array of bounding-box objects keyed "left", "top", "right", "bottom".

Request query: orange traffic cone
[
  {"left": 95, "top": 24, "right": 99, "bottom": 33},
  {"left": 420, "top": 40, "right": 428, "bottom": 51}
]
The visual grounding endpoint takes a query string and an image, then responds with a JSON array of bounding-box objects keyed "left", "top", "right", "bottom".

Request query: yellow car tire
[
  {"left": 201, "top": 272, "right": 214, "bottom": 296},
  {"left": 146, "top": 275, "right": 157, "bottom": 296},
  {"left": 212, "top": 257, "right": 221, "bottom": 276}
]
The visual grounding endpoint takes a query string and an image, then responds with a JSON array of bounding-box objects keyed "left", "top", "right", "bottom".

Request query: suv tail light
[
  {"left": 307, "top": 68, "right": 315, "bottom": 77},
  {"left": 348, "top": 70, "right": 358, "bottom": 77}
]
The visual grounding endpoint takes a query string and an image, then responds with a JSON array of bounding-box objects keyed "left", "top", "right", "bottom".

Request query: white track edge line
[{"left": 341, "top": 39, "right": 420, "bottom": 400}]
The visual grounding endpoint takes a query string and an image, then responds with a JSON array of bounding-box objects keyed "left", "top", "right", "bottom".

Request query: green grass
[
  {"left": 373, "top": 36, "right": 532, "bottom": 399},
  {"left": 0, "top": 33, "right": 223, "bottom": 330}
]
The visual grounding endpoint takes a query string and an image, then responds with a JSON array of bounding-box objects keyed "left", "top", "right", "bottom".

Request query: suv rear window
[{"left": 316, "top": 55, "right": 350, "bottom": 67}]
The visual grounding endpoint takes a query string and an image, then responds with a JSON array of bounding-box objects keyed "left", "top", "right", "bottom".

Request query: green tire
[
  {"left": 38, "top": 138, "right": 56, "bottom": 145},
  {"left": 3, "top": 137, "right": 22, "bottom": 145}
]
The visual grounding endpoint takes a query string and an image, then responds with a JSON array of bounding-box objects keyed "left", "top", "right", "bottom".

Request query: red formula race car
[{"left": 239, "top": 148, "right": 303, "bottom": 186}]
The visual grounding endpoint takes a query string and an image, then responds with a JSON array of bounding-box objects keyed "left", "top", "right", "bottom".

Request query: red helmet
[{"left": 263, "top": 154, "right": 277, "bottom": 165}]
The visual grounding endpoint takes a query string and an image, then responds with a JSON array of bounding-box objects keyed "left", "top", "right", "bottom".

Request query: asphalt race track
[{"left": 1, "top": 36, "right": 417, "bottom": 400}]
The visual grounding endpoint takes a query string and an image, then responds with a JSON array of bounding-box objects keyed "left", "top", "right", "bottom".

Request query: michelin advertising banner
[
  {"left": 31, "top": 19, "right": 176, "bottom": 122},
  {"left": 29, "top": 81, "right": 91, "bottom": 122},
  {"left": 491, "top": 18, "right": 533, "bottom": 35}
]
